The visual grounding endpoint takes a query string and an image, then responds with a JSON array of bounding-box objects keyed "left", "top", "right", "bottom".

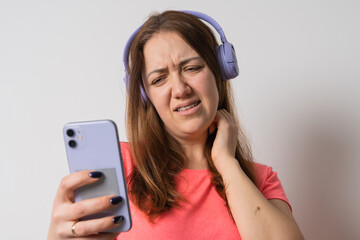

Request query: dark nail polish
[
  {"left": 110, "top": 196, "right": 123, "bottom": 205},
  {"left": 113, "top": 216, "right": 124, "bottom": 224},
  {"left": 89, "top": 171, "right": 103, "bottom": 178}
]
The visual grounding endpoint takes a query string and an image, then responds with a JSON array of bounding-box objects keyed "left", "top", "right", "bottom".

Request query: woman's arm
[
  {"left": 220, "top": 160, "right": 303, "bottom": 240},
  {"left": 210, "top": 110, "right": 304, "bottom": 240}
]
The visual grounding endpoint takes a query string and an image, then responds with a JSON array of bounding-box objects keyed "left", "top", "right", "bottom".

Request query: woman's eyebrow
[
  {"left": 177, "top": 56, "right": 202, "bottom": 68},
  {"left": 147, "top": 67, "right": 167, "bottom": 79},
  {"left": 146, "top": 56, "right": 202, "bottom": 79}
]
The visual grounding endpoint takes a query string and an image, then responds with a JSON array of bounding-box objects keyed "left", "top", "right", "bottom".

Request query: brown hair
[{"left": 125, "top": 10, "right": 256, "bottom": 220}]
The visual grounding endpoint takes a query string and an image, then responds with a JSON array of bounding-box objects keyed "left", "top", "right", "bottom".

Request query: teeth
[{"left": 176, "top": 102, "right": 199, "bottom": 112}]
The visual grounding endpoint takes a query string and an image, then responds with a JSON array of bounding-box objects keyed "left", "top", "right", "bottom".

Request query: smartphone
[{"left": 63, "top": 119, "right": 132, "bottom": 232}]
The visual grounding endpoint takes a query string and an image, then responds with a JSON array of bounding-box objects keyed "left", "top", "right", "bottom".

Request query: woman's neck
[{"left": 175, "top": 132, "right": 209, "bottom": 170}]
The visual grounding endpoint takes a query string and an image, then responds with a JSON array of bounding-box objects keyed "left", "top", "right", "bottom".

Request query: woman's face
[{"left": 142, "top": 31, "right": 219, "bottom": 142}]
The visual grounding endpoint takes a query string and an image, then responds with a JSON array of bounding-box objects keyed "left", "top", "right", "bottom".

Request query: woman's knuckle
[
  {"left": 98, "top": 196, "right": 111, "bottom": 209},
  {"left": 57, "top": 227, "right": 68, "bottom": 238},
  {"left": 75, "top": 222, "right": 85, "bottom": 235},
  {"left": 59, "top": 176, "right": 70, "bottom": 190},
  {"left": 74, "top": 204, "right": 86, "bottom": 217},
  {"left": 52, "top": 210, "right": 63, "bottom": 223},
  {"left": 77, "top": 222, "right": 92, "bottom": 236}
]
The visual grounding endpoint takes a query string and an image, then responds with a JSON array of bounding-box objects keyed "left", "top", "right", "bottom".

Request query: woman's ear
[
  {"left": 208, "top": 121, "right": 217, "bottom": 135},
  {"left": 209, "top": 108, "right": 221, "bottom": 135}
]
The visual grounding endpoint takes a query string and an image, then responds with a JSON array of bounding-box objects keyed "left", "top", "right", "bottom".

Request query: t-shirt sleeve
[{"left": 255, "top": 163, "right": 292, "bottom": 211}]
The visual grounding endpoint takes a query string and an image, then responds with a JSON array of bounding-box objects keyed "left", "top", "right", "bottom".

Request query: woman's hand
[
  {"left": 209, "top": 109, "right": 239, "bottom": 174},
  {"left": 47, "top": 170, "right": 122, "bottom": 240}
]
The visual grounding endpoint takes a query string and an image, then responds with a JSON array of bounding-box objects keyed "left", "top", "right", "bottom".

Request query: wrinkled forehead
[{"left": 143, "top": 32, "right": 199, "bottom": 73}]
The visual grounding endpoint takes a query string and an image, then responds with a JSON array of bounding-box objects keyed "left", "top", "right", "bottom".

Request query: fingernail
[
  {"left": 89, "top": 171, "right": 103, "bottom": 178},
  {"left": 113, "top": 216, "right": 124, "bottom": 224},
  {"left": 110, "top": 196, "right": 123, "bottom": 205}
]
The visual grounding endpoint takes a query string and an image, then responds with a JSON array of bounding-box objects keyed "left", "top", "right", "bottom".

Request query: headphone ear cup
[{"left": 215, "top": 42, "right": 239, "bottom": 81}]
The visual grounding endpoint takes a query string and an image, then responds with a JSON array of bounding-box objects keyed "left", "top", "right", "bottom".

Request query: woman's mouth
[{"left": 175, "top": 101, "right": 201, "bottom": 112}]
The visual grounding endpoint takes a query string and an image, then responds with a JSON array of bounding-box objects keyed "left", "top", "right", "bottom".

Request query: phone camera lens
[
  {"left": 67, "top": 129, "right": 75, "bottom": 137},
  {"left": 68, "top": 140, "right": 77, "bottom": 148}
]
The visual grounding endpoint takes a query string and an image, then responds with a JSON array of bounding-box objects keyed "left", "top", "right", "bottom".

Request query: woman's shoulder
[
  {"left": 120, "top": 142, "right": 135, "bottom": 177},
  {"left": 120, "top": 141, "right": 131, "bottom": 156},
  {"left": 253, "top": 162, "right": 272, "bottom": 176},
  {"left": 253, "top": 161, "right": 280, "bottom": 188}
]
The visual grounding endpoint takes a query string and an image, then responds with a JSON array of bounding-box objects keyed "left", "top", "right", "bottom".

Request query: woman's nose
[{"left": 171, "top": 74, "right": 191, "bottom": 98}]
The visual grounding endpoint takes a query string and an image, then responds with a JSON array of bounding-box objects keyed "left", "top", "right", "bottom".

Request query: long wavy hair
[{"left": 124, "top": 10, "right": 256, "bottom": 220}]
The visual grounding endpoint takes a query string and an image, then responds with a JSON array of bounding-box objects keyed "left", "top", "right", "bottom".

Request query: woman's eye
[
  {"left": 151, "top": 76, "right": 165, "bottom": 85},
  {"left": 184, "top": 65, "right": 203, "bottom": 72}
]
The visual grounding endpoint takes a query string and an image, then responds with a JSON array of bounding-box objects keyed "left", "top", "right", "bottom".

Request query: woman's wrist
[{"left": 213, "top": 155, "right": 244, "bottom": 180}]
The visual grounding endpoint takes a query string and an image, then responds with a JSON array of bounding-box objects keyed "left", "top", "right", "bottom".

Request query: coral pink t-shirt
[{"left": 117, "top": 142, "right": 290, "bottom": 240}]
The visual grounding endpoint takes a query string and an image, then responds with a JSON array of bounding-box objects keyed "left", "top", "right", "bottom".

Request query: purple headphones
[{"left": 123, "top": 10, "right": 239, "bottom": 103}]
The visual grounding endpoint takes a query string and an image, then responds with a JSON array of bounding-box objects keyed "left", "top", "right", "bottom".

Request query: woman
[{"left": 48, "top": 10, "right": 304, "bottom": 240}]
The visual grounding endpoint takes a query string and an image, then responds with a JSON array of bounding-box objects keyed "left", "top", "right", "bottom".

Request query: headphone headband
[{"left": 123, "top": 10, "right": 239, "bottom": 104}]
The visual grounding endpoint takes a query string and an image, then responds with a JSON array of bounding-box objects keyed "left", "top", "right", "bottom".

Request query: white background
[{"left": 1, "top": 0, "right": 359, "bottom": 239}]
